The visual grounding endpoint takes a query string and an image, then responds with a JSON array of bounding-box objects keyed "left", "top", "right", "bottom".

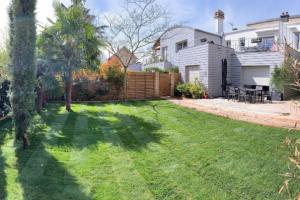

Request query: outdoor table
[{"left": 245, "top": 88, "right": 263, "bottom": 103}]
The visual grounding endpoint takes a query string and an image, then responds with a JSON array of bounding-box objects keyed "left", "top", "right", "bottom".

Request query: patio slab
[{"left": 168, "top": 98, "right": 300, "bottom": 130}]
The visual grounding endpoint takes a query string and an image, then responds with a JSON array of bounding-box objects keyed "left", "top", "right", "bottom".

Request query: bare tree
[
  {"left": 290, "top": 59, "right": 300, "bottom": 91},
  {"left": 104, "top": 0, "right": 170, "bottom": 98},
  {"left": 284, "top": 44, "right": 300, "bottom": 92}
]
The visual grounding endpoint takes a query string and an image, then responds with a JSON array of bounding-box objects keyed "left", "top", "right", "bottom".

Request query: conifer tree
[{"left": 9, "top": 0, "right": 37, "bottom": 148}]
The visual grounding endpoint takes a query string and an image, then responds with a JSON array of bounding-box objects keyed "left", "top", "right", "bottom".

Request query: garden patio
[
  {"left": 169, "top": 98, "right": 300, "bottom": 130},
  {"left": 0, "top": 100, "right": 299, "bottom": 200}
]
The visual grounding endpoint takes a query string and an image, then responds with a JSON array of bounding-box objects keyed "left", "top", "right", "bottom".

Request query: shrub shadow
[
  {"left": 4, "top": 101, "right": 163, "bottom": 200},
  {"left": 42, "top": 103, "right": 163, "bottom": 151},
  {"left": 14, "top": 114, "right": 92, "bottom": 200},
  {"left": 0, "top": 118, "right": 12, "bottom": 200}
]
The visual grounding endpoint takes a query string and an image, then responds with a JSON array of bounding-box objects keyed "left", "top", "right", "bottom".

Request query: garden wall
[{"left": 70, "top": 72, "right": 181, "bottom": 101}]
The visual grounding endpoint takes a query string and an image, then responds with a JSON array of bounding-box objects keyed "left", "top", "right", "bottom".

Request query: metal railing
[
  {"left": 227, "top": 38, "right": 279, "bottom": 53},
  {"left": 143, "top": 55, "right": 164, "bottom": 65}
]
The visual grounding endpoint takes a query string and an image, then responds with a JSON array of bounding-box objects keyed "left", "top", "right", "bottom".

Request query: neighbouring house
[
  {"left": 142, "top": 10, "right": 300, "bottom": 99},
  {"left": 106, "top": 47, "right": 142, "bottom": 71}
]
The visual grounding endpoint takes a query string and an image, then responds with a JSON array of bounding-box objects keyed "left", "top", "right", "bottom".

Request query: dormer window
[
  {"left": 239, "top": 38, "right": 245, "bottom": 47},
  {"left": 200, "top": 38, "right": 207, "bottom": 44},
  {"left": 239, "top": 38, "right": 245, "bottom": 51},
  {"left": 176, "top": 40, "right": 188, "bottom": 52},
  {"left": 226, "top": 40, "right": 231, "bottom": 47}
]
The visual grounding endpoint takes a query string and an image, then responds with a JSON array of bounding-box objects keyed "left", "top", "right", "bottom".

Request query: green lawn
[{"left": 0, "top": 100, "right": 299, "bottom": 200}]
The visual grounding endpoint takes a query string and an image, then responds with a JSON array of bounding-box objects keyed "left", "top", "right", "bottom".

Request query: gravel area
[{"left": 168, "top": 98, "right": 300, "bottom": 130}]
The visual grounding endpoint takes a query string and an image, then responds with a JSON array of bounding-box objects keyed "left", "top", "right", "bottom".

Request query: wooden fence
[{"left": 71, "top": 72, "right": 181, "bottom": 101}]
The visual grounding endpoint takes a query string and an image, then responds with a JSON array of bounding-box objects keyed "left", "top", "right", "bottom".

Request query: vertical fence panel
[{"left": 64, "top": 72, "right": 181, "bottom": 101}]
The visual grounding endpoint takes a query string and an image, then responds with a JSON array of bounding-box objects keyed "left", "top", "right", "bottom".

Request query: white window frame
[
  {"left": 176, "top": 40, "right": 188, "bottom": 52},
  {"left": 161, "top": 46, "right": 168, "bottom": 61},
  {"left": 226, "top": 40, "right": 231, "bottom": 47}
]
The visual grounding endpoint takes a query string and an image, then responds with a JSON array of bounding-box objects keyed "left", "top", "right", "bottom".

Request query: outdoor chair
[
  {"left": 238, "top": 88, "right": 250, "bottom": 103},
  {"left": 262, "top": 90, "right": 273, "bottom": 103},
  {"left": 255, "top": 86, "right": 263, "bottom": 102},
  {"left": 227, "top": 86, "right": 238, "bottom": 100}
]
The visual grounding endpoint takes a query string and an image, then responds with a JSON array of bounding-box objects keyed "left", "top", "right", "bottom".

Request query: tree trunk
[
  {"left": 65, "top": 81, "right": 72, "bottom": 112},
  {"left": 10, "top": 0, "right": 37, "bottom": 149},
  {"left": 65, "top": 69, "right": 73, "bottom": 112},
  {"left": 37, "top": 85, "right": 43, "bottom": 113},
  {"left": 42, "top": 92, "right": 47, "bottom": 107},
  {"left": 23, "top": 132, "right": 30, "bottom": 149},
  {"left": 123, "top": 68, "right": 128, "bottom": 100}
]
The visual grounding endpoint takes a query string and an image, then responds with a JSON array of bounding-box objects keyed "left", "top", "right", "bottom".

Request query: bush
[
  {"left": 168, "top": 67, "right": 179, "bottom": 73},
  {"left": 176, "top": 83, "right": 189, "bottom": 97},
  {"left": 144, "top": 66, "right": 179, "bottom": 73},
  {"left": 176, "top": 79, "right": 206, "bottom": 99},
  {"left": 73, "top": 77, "right": 109, "bottom": 101},
  {"left": 71, "top": 65, "right": 125, "bottom": 101},
  {"left": 144, "top": 67, "right": 166, "bottom": 73},
  {"left": 0, "top": 80, "right": 10, "bottom": 118},
  {"left": 107, "top": 67, "right": 125, "bottom": 90},
  {"left": 271, "top": 58, "right": 297, "bottom": 92},
  {"left": 45, "top": 76, "right": 65, "bottom": 100}
]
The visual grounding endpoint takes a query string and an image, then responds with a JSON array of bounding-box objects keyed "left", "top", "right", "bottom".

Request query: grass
[{"left": 0, "top": 100, "right": 299, "bottom": 200}]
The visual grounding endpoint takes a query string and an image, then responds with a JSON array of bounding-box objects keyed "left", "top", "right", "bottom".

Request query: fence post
[
  {"left": 170, "top": 73, "right": 175, "bottom": 97},
  {"left": 154, "top": 72, "right": 160, "bottom": 97}
]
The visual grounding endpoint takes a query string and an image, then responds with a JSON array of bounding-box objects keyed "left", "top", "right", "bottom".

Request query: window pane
[
  {"left": 239, "top": 38, "right": 245, "bottom": 47},
  {"left": 226, "top": 40, "right": 231, "bottom": 47},
  {"left": 176, "top": 40, "right": 188, "bottom": 51}
]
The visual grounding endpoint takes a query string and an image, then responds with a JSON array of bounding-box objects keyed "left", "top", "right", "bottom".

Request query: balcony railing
[
  {"left": 143, "top": 61, "right": 172, "bottom": 70},
  {"left": 143, "top": 55, "right": 163, "bottom": 65},
  {"left": 228, "top": 38, "right": 279, "bottom": 53}
]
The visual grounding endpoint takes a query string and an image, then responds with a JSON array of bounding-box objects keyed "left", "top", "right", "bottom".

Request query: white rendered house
[{"left": 142, "top": 10, "right": 300, "bottom": 99}]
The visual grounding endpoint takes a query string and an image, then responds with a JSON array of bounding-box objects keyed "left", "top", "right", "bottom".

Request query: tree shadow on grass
[
  {"left": 11, "top": 102, "right": 163, "bottom": 200},
  {"left": 43, "top": 103, "right": 163, "bottom": 151},
  {"left": 0, "top": 118, "right": 12, "bottom": 200},
  {"left": 14, "top": 114, "right": 92, "bottom": 200}
]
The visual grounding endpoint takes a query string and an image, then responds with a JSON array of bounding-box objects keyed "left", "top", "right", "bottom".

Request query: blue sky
[
  {"left": 1, "top": 0, "right": 300, "bottom": 47},
  {"left": 84, "top": 0, "right": 300, "bottom": 32}
]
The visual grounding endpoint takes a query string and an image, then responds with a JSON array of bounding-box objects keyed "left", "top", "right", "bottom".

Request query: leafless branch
[{"left": 103, "top": 0, "right": 170, "bottom": 70}]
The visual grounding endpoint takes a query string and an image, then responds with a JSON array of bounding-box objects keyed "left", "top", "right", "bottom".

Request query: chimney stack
[
  {"left": 280, "top": 11, "right": 290, "bottom": 22},
  {"left": 215, "top": 10, "right": 225, "bottom": 35},
  {"left": 279, "top": 11, "right": 290, "bottom": 44}
]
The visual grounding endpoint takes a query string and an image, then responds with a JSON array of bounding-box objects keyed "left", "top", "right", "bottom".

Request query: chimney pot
[
  {"left": 214, "top": 10, "right": 224, "bottom": 34},
  {"left": 280, "top": 11, "right": 290, "bottom": 22},
  {"left": 215, "top": 10, "right": 225, "bottom": 19}
]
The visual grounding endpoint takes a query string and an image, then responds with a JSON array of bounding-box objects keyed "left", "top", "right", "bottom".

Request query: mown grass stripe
[
  {"left": 116, "top": 102, "right": 287, "bottom": 199},
  {"left": 1, "top": 110, "right": 69, "bottom": 200},
  {"left": 96, "top": 104, "right": 155, "bottom": 200},
  {"left": 105, "top": 103, "right": 193, "bottom": 199},
  {"left": 131, "top": 102, "right": 288, "bottom": 199},
  {"left": 60, "top": 105, "right": 91, "bottom": 198},
  {"left": 0, "top": 101, "right": 298, "bottom": 199}
]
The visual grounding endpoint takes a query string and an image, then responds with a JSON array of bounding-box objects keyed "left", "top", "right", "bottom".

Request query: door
[
  {"left": 241, "top": 66, "right": 270, "bottom": 86},
  {"left": 186, "top": 66, "right": 200, "bottom": 83},
  {"left": 159, "top": 73, "right": 171, "bottom": 96}
]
